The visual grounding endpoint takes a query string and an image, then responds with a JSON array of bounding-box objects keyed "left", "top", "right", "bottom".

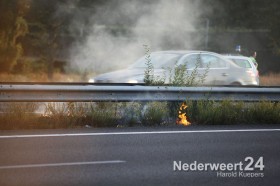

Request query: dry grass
[
  {"left": 0, "top": 72, "right": 84, "bottom": 82},
  {"left": 260, "top": 73, "right": 280, "bottom": 86},
  {"left": 0, "top": 100, "right": 279, "bottom": 130}
]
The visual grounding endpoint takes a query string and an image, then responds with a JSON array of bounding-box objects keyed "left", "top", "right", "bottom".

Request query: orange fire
[{"left": 176, "top": 102, "right": 191, "bottom": 126}]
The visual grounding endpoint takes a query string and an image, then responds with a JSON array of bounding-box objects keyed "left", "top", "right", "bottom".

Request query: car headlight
[
  {"left": 88, "top": 78, "right": 95, "bottom": 83},
  {"left": 127, "top": 79, "right": 138, "bottom": 83}
]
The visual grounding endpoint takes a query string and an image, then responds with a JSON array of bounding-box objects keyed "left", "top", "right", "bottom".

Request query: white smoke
[{"left": 69, "top": 0, "right": 205, "bottom": 74}]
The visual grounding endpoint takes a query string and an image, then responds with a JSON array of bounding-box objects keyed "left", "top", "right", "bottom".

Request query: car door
[
  {"left": 177, "top": 53, "right": 213, "bottom": 85},
  {"left": 200, "top": 54, "right": 230, "bottom": 85}
]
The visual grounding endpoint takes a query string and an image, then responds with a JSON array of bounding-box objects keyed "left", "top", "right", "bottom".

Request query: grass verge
[{"left": 0, "top": 100, "right": 279, "bottom": 130}]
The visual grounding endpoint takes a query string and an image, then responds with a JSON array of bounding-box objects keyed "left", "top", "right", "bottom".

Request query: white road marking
[
  {"left": 0, "top": 160, "right": 126, "bottom": 170},
  {"left": 0, "top": 129, "right": 279, "bottom": 138}
]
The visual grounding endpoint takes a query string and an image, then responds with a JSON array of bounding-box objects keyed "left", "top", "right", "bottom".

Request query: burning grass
[
  {"left": 0, "top": 100, "right": 279, "bottom": 130},
  {"left": 176, "top": 102, "right": 191, "bottom": 126}
]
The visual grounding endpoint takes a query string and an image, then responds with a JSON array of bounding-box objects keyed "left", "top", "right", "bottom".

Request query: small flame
[{"left": 176, "top": 102, "right": 191, "bottom": 126}]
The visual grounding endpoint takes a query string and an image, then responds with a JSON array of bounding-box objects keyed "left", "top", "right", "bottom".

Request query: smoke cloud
[{"left": 68, "top": 0, "right": 206, "bottom": 74}]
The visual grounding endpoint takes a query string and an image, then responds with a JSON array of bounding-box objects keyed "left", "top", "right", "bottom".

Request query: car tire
[{"left": 230, "top": 82, "right": 242, "bottom": 86}]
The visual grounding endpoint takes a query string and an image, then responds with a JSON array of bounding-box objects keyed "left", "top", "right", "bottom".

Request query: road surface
[{"left": 0, "top": 125, "right": 279, "bottom": 186}]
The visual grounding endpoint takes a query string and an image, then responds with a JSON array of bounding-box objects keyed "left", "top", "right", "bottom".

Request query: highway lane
[{"left": 0, "top": 125, "right": 279, "bottom": 186}]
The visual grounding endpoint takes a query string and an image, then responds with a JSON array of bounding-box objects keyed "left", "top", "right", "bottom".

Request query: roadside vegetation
[
  {"left": 1, "top": 46, "right": 280, "bottom": 130},
  {"left": 0, "top": 100, "right": 279, "bottom": 130},
  {"left": 0, "top": 72, "right": 84, "bottom": 82},
  {"left": 143, "top": 45, "right": 209, "bottom": 87},
  {"left": 260, "top": 73, "right": 280, "bottom": 86},
  {"left": 186, "top": 100, "right": 280, "bottom": 125}
]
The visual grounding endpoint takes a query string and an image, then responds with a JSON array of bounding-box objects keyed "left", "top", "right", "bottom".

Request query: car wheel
[{"left": 230, "top": 82, "right": 242, "bottom": 86}]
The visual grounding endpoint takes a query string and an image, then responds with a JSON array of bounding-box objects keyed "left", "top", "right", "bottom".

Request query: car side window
[
  {"left": 201, "top": 54, "right": 227, "bottom": 68},
  {"left": 231, "top": 59, "right": 252, "bottom": 68},
  {"left": 180, "top": 54, "right": 201, "bottom": 69}
]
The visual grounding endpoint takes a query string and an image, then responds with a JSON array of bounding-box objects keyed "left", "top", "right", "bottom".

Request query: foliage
[
  {"left": 119, "top": 102, "right": 142, "bottom": 126},
  {"left": 0, "top": 102, "right": 38, "bottom": 129},
  {"left": 43, "top": 102, "right": 118, "bottom": 128},
  {"left": 142, "top": 48, "right": 209, "bottom": 121},
  {"left": 186, "top": 100, "right": 280, "bottom": 125},
  {"left": 0, "top": 100, "right": 279, "bottom": 129},
  {"left": 1, "top": 0, "right": 280, "bottom": 75},
  {"left": 25, "top": 1, "right": 73, "bottom": 80},
  {"left": 143, "top": 45, "right": 154, "bottom": 85},
  {"left": 43, "top": 102, "right": 80, "bottom": 128},
  {"left": 88, "top": 102, "right": 119, "bottom": 127},
  {"left": 204, "top": 0, "right": 280, "bottom": 54},
  {"left": 0, "top": 0, "right": 30, "bottom": 72},
  {"left": 140, "top": 102, "right": 168, "bottom": 126},
  {"left": 143, "top": 46, "right": 209, "bottom": 87}
]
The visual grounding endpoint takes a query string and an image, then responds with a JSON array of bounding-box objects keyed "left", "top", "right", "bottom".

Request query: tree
[
  {"left": 0, "top": 0, "right": 30, "bottom": 72},
  {"left": 25, "top": 0, "right": 77, "bottom": 80},
  {"left": 203, "top": 0, "right": 280, "bottom": 55},
  {"left": 265, "top": 1, "right": 280, "bottom": 54}
]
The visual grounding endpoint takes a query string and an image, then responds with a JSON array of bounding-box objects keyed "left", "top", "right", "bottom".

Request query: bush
[
  {"left": 143, "top": 46, "right": 209, "bottom": 87},
  {"left": 185, "top": 100, "right": 280, "bottom": 125},
  {"left": 119, "top": 102, "right": 142, "bottom": 126},
  {"left": 140, "top": 102, "right": 169, "bottom": 126},
  {"left": 247, "top": 101, "right": 280, "bottom": 124},
  {"left": 88, "top": 102, "right": 119, "bottom": 127},
  {"left": 0, "top": 100, "right": 279, "bottom": 130},
  {"left": 0, "top": 102, "right": 39, "bottom": 129},
  {"left": 43, "top": 102, "right": 83, "bottom": 128}
]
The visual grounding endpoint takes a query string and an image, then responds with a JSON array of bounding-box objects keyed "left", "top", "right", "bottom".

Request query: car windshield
[
  {"left": 129, "top": 53, "right": 182, "bottom": 69},
  {"left": 227, "top": 58, "right": 252, "bottom": 68}
]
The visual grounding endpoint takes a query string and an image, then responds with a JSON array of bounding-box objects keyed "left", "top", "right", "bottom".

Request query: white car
[
  {"left": 90, "top": 51, "right": 259, "bottom": 86},
  {"left": 224, "top": 55, "right": 259, "bottom": 86}
]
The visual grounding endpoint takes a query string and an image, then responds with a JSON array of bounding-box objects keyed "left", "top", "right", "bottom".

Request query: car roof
[
  {"left": 223, "top": 55, "right": 251, "bottom": 60},
  {"left": 150, "top": 50, "right": 238, "bottom": 67},
  {"left": 152, "top": 50, "right": 222, "bottom": 55}
]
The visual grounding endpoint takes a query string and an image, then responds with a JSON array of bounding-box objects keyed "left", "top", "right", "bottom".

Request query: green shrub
[
  {"left": 119, "top": 102, "right": 142, "bottom": 126},
  {"left": 43, "top": 102, "right": 77, "bottom": 128},
  {"left": 0, "top": 100, "right": 279, "bottom": 130},
  {"left": 0, "top": 102, "right": 39, "bottom": 129},
  {"left": 88, "top": 102, "right": 119, "bottom": 127},
  {"left": 143, "top": 46, "right": 209, "bottom": 87},
  {"left": 143, "top": 45, "right": 155, "bottom": 85},
  {"left": 140, "top": 102, "right": 169, "bottom": 126},
  {"left": 247, "top": 101, "right": 280, "bottom": 124},
  {"left": 184, "top": 100, "right": 280, "bottom": 125}
]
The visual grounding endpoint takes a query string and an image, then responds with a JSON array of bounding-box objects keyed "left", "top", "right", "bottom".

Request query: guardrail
[{"left": 0, "top": 84, "right": 279, "bottom": 102}]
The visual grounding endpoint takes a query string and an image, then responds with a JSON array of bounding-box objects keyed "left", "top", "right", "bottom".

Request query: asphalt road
[{"left": 0, "top": 125, "right": 280, "bottom": 186}]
